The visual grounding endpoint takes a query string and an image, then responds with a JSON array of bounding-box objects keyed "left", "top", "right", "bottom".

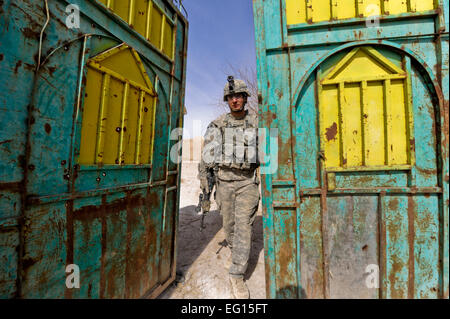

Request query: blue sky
[{"left": 181, "top": 0, "right": 256, "bottom": 137}]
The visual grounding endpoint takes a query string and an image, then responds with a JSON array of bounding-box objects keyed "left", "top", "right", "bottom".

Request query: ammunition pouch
[{"left": 217, "top": 115, "right": 259, "bottom": 170}]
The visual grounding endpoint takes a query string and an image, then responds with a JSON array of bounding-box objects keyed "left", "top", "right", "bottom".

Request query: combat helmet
[{"left": 223, "top": 76, "right": 251, "bottom": 101}]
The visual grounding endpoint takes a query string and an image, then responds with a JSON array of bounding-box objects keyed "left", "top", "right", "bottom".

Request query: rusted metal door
[
  {"left": 0, "top": 0, "right": 187, "bottom": 298},
  {"left": 253, "top": 0, "right": 448, "bottom": 299},
  {"left": 317, "top": 45, "right": 440, "bottom": 298}
]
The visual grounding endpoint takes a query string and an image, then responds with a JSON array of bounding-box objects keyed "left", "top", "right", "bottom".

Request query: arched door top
[
  {"left": 292, "top": 40, "right": 444, "bottom": 111},
  {"left": 317, "top": 45, "right": 415, "bottom": 171}
]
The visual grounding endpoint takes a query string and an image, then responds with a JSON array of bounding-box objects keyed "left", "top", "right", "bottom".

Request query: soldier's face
[{"left": 227, "top": 93, "right": 245, "bottom": 112}]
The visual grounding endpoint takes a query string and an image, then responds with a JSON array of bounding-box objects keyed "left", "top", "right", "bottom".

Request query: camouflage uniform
[{"left": 198, "top": 109, "right": 260, "bottom": 279}]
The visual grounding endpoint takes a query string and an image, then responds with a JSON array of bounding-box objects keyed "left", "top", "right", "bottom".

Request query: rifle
[
  {"left": 195, "top": 167, "right": 216, "bottom": 232},
  {"left": 216, "top": 239, "right": 228, "bottom": 254}
]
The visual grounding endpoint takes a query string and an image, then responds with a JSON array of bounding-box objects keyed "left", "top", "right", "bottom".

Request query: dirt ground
[{"left": 158, "top": 161, "right": 266, "bottom": 299}]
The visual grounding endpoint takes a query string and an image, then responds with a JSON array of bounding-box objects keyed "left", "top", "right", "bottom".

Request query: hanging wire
[{"left": 36, "top": 0, "right": 50, "bottom": 71}]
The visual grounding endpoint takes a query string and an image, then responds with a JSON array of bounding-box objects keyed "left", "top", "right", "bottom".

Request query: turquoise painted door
[
  {"left": 296, "top": 46, "right": 442, "bottom": 298},
  {"left": 252, "top": 0, "right": 448, "bottom": 300},
  {"left": 0, "top": 0, "right": 187, "bottom": 298}
]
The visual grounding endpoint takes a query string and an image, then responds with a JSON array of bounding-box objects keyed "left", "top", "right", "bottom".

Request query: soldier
[{"left": 198, "top": 76, "right": 260, "bottom": 299}]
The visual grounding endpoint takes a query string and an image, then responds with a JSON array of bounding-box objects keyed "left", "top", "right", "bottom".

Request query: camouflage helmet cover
[{"left": 223, "top": 76, "right": 251, "bottom": 101}]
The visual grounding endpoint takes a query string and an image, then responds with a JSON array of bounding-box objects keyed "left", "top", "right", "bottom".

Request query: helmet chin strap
[{"left": 231, "top": 98, "right": 246, "bottom": 113}]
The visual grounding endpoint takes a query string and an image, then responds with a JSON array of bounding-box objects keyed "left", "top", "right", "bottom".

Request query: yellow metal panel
[
  {"left": 310, "top": 0, "right": 331, "bottom": 22},
  {"left": 323, "top": 74, "right": 406, "bottom": 85},
  {"left": 355, "top": 0, "right": 364, "bottom": 16},
  {"left": 321, "top": 85, "right": 341, "bottom": 168},
  {"left": 95, "top": 74, "right": 110, "bottom": 164},
  {"left": 160, "top": 15, "right": 166, "bottom": 55},
  {"left": 90, "top": 44, "right": 126, "bottom": 63},
  {"left": 319, "top": 46, "right": 413, "bottom": 171},
  {"left": 123, "top": 86, "right": 140, "bottom": 164},
  {"left": 150, "top": 4, "right": 163, "bottom": 49},
  {"left": 133, "top": 0, "right": 150, "bottom": 36},
  {"left": 163, "top": 19, "right": 174, "bottom": 58},
  {"left": 361, "top": 47, "right": 405, "bottom": 74},
  {"left": 331, "top": 50, "right": 392, "bottom": 81},
  {"left": 102, "top": 77, "right": 123, "bottom": 164},
  {"left": 285, "top": 0, "right": 436, "bottom": 25},
  {"left": 324, "top": 47, "right": 405, "bottom": 82},
  {"left": 95, "top": 0, "right": 174, "bottom": 59},
  {"left": 79, "top": 43, "right": 157, "bottom": 166},
  {"left": 135, "top": 91, "right": 145, "bottom": 163},
  {"left": 342, "top": 83, "right": 363, "bottom": 167},
  {"left": 388, "top": 79, "right": 408, "bottom": 165},
  {"left": 331, "top": 0, "right": 338, "bottom": 19},
  {"left": 388, "top": 0, "right": 408, "bottom": 14},
  {"left": 364, "top": 81, "right": 386, "bottom": 166},
  {"left": 145, "top": 0, "right": 152, "bottom": 39},
  {"left": 98, "top": 48, "right": 149, "bottom": 89},
  {"left": 88, "top": 62, "right": 154, "bottom": 96},
  {"left": 323, "top": 47, "right": 359, "bottom": 80},
  {"left": 128, "top": 0, "right": 136, "bottom": 25},
  {"left": 286, "top": 0, "right": 306, "bottom": 24},
  {"left": 79, "top": 68, "right": 103, "bottom": 164},
  {"left": 381, "top": 0, "right": 389, "bottom": 14},
  {"left": 362, "top": 0, "right": 382, "bottom": 16},
  {"left": 110, "top": 0, "right": 130, "bottom": 23},
  {"left": 410, "top": 0, "right": 435, "bottom": 12},
  {"left": 383, "top": 79, "right": 392, "bottom": 165},
  {"left": 118, "top": 83, "right": 130, "bottom": 165},
  {"left": 335, "top": 0, "right": 356, "bottom": 20},
  {"left": 138, "top": 93, "right": 155, "bottom": 164}
]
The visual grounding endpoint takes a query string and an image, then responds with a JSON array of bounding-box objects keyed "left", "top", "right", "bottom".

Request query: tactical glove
[
  {"left": 200, "top": 178, "right": 209, "bottom": 191},
  {"left": 201, "top": 199, "right": 211, "bottom": 213}
]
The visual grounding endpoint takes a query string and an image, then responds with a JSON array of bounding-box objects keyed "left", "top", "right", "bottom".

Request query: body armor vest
[{"left": 211, "top": 112, "right": 259, "bottom": 171}]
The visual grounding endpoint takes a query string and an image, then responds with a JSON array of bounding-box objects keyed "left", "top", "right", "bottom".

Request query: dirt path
[{"left": 159, "top": 162, "right": 266, "bottom": 299}]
